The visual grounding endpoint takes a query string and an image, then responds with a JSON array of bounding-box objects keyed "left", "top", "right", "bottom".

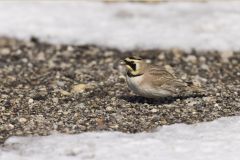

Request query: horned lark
[{"left": 121, "top": 56, "right": 204, "bottom": 98}]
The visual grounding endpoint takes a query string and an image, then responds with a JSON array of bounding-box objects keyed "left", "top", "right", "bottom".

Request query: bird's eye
[{"left": 129, "top": 61, "right": 136, "bottom": 71}]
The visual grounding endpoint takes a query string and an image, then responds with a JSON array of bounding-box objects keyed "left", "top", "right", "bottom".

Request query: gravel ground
[{"left": 0, "top": 37, "right": 239, "bottom": 144}]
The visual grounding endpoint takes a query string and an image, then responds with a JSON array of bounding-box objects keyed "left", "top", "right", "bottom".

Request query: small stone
[
  {"left": 28, "top": 98, "right": 34, "bottom": 104},
  {"left": 119, "top": 75, "right": 125, "bottom": 83},
  {"left": 200, "top": 64, "right": 209, "bottom": 70},
  {"left": 57, "top": 81, "right": 65, "bottom": 87},
  {"left": 203, "top": 96, "right": 215, "bottom": 102},
  {"left": 185, "top": 55, "right": 197, "bottom": 64},
  {"left": 22, "top": 58, "right": 28, "bottom": 63},
  {"left": 104, "top": 51, "right": 114, "bottom": 57},
  {"left": 36, "top": 52, "right": 46, "bottom": 61},
  {"left": 214, "top": 103, "right": 219, "bottom": 107},
  {"left": 160, "top": 119, "right": 168, "bottom": 125},
  {"left": 19, "top": 118, "right": 27, "bottom": 123},
  {"left": 1, "top": 94, "right": 8, "bottom": 98},
  {"left": 0, "top": 48, "right": 10, "bottom": 55},
  {"left": 188, "top": 101, "right": 197, "bottom": 107},
  {"left": 52, "top": 98, "right": 59, "bottom": 103},
  {"left": 221, "top": 51, "right": 233, "bottom": 62},
  {"left": 79, "top": 125, "right": 87, "bottom": 131},
  {"left": 151, "top": 108, "right": 158, "bottom": 113},
  {"left": 60, "top": 90, "right": 71, "bottom": 96},
  {"left": 172, "top": 48, "right": 182, "bottom": 60},
  {"left": 199, "top": 56, "right": 206, "bottom": 62},
  {"left": 110, "top": 124, "right": 119, "bottom": 129},
  {"left": 63, "top": 111, "right": 69, "bottom": 115},
  {"left": 106, "top": 106, "right": 113, "bottom": 111},
  {"left": 146, "top": 59, "right": 152, "bottom": 63},
  {"left": 71, "top": 84, "right": 89, "bottom": 93},
  {"left": 175, "top": 109, "right": 181, "bottom": 113},
  {"left": 96, "top": 117, "right": 105, "bottom": 129},
  {"left": 67, "top": 46, "right": 74, "bottom": 51},
  {"left": 158, "top": 53, "right": 165, "bottom": 60},
  {"left": 7, "top": 124, "right": 14, "bottom": 130},
  {"left": 75, "top": 103, "right": 86, "bottom": 109}
]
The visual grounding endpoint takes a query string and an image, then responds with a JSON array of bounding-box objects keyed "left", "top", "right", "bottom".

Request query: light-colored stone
[
  {"left": 158, "top": 53, "right": 165, "bottom": 60},
  {"left": 71, "top": 84, "right": 89, "bottom": 93},
  {"left": 75, "top": 103, "right": 86, "bottom": 109},
  {"left": 52, "top": 98, "right": 59, "bottom": 103},
  {"left": 221, "top": 51, "right": 233, "bottom": 62},
  {"left": 7, "top": 124, "right": 14, "bottom": 130},
  {"left": 28, "top": 98, "right": 34, "bottom": 104},
  {"left": 200, "top": 64, "right": 209, "bottom": 70},
  {"left": 214, "top": 103, "right": 219, "bottom": 107},
  {"left": 186, "top": 55, "right": 197, "bottom": 64},
  {"left": 188, "top": 101, "right": 197, "bottom": 107},
  {"left": 36, "top": 52, "right": 46, "bottom": 61},
  {"left": 19, "top": 117, "right": 27, "bottom": 123},
  {"left": 151, "top": 108, "right": 158, "bottom": 113},
  {"left": 60, "top": 90, "right": 71, "bottom": 96},
  {"left": 106, "top": 106, "right": 113, "bottom": 111}
]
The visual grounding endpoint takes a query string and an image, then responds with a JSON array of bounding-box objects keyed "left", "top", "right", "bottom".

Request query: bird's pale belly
[{"left": 126, "top": 76, "right": 171, "bottom": 98}]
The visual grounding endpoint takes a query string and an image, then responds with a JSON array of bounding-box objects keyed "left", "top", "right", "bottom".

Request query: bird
[{"left": 120, "top": 56, "right": 204, "bottom": 98}]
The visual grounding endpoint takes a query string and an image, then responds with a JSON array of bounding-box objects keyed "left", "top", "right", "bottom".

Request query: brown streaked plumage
[{"left": 121, "top": 56, "right": 204, "bottom": 98}]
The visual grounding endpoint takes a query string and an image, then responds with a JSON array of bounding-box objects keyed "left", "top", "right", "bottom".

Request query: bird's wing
[
  {"left": 147, "top": 66, "right": 187, "bottom": 93},
  {"left": 147, "top": 66, "right": 176, "bottom": 84}
]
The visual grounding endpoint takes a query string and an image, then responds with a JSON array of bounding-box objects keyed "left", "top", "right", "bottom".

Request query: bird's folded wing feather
[
  {"left": 148, "top": 67, "right": 187, "bottom": 93},
  {"left": 148, "top": 67, "right": 176, "bottom": 83}
]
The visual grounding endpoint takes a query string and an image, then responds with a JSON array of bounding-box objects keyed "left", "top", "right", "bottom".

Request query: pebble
[
  {"left": 188, "top": 101, "right": 197, "bottom": 107},
  {"left": 60, "top": 90, "right": 71, "bottom": 96},
  {"left": 104, "top": 51, "right": 114, "bottom": 57},
  {"left": 71, "top": 84, "right": 89, "bottom": 93},
  {"left": 200, "top": 64, "right": 209, "bottom": 70},
  {"left": 28, "top": 98, "right": 34, "bottom": 104},
  {"left": 52, "top": 98, "right": 59, "bottom": 103},
  {"left": 151, "top": 108, "right": 158, "bottom": 113},
  {"left": 106, "top": 106, "right": 113, "bottom": 112},
  {"left": 221, "top": 51, "right": 233, "bottom": 62},
  {"left": 0, "top": 48, "right": 10, "bottom": 55},
  {"left": 57, "top": 81, "right": 65, "bottom": 87},
  {"left": 214, "top": 103, "right": 219, "bottom": 107},
  {"left": 75, "top": 103, "right": 86, "bottom": 109},
  {"left": 203, "top": 97, "right": 214, "bottom": 102},
  {"left": 185, "top": 55, "right": 197, "bottom": 63},
  {"left": 158, "top": 53, "right": 165, "bottom": 60},
  {"left": 199, "top": 56, "right": 206, "bottom": 62},
  {"left": 7, "top": 124, "right": 14, "bottom": 130},
  {"left": 36, "top": 52, "right": 46, "bottom": 61},
  {"left": 19, "top": 118, "right": 27, "bottom": 123}
]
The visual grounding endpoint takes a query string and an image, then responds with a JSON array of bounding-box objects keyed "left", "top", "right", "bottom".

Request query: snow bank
[
  {"left": 0, "top": 1, "right": 240, "bottom": 51},
  {"left": 1, "top": 116, "right": 240, "bottom": 160}
]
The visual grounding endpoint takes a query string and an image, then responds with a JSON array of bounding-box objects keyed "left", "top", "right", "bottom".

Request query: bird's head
[{"left": 121, "top": 56, "right": 147, "bottom": 77}]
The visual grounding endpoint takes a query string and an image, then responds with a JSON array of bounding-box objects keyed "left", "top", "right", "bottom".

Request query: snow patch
[
  {"left": 1, "top": 116, "right": 240, "bottom": 160},
  {"left": 0, "top": 1, "right": 240, "bottom": 51}
]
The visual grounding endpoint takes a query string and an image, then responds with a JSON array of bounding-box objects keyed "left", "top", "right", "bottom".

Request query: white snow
[
  {"left": 0, "top": 1, "right": 240, "bottom": 51},
  {"left": 1, "top": 116, "right": 240, "bottom": 160}
]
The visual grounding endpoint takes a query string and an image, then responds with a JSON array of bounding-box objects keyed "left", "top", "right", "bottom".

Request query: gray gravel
[{"left": 0, "top": 37, "right": 239, "bottom": 144}]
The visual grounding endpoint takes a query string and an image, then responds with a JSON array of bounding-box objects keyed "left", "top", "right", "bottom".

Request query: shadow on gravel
[{"left": 119, "top": 94, "right": 206, "bottom": 105}]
